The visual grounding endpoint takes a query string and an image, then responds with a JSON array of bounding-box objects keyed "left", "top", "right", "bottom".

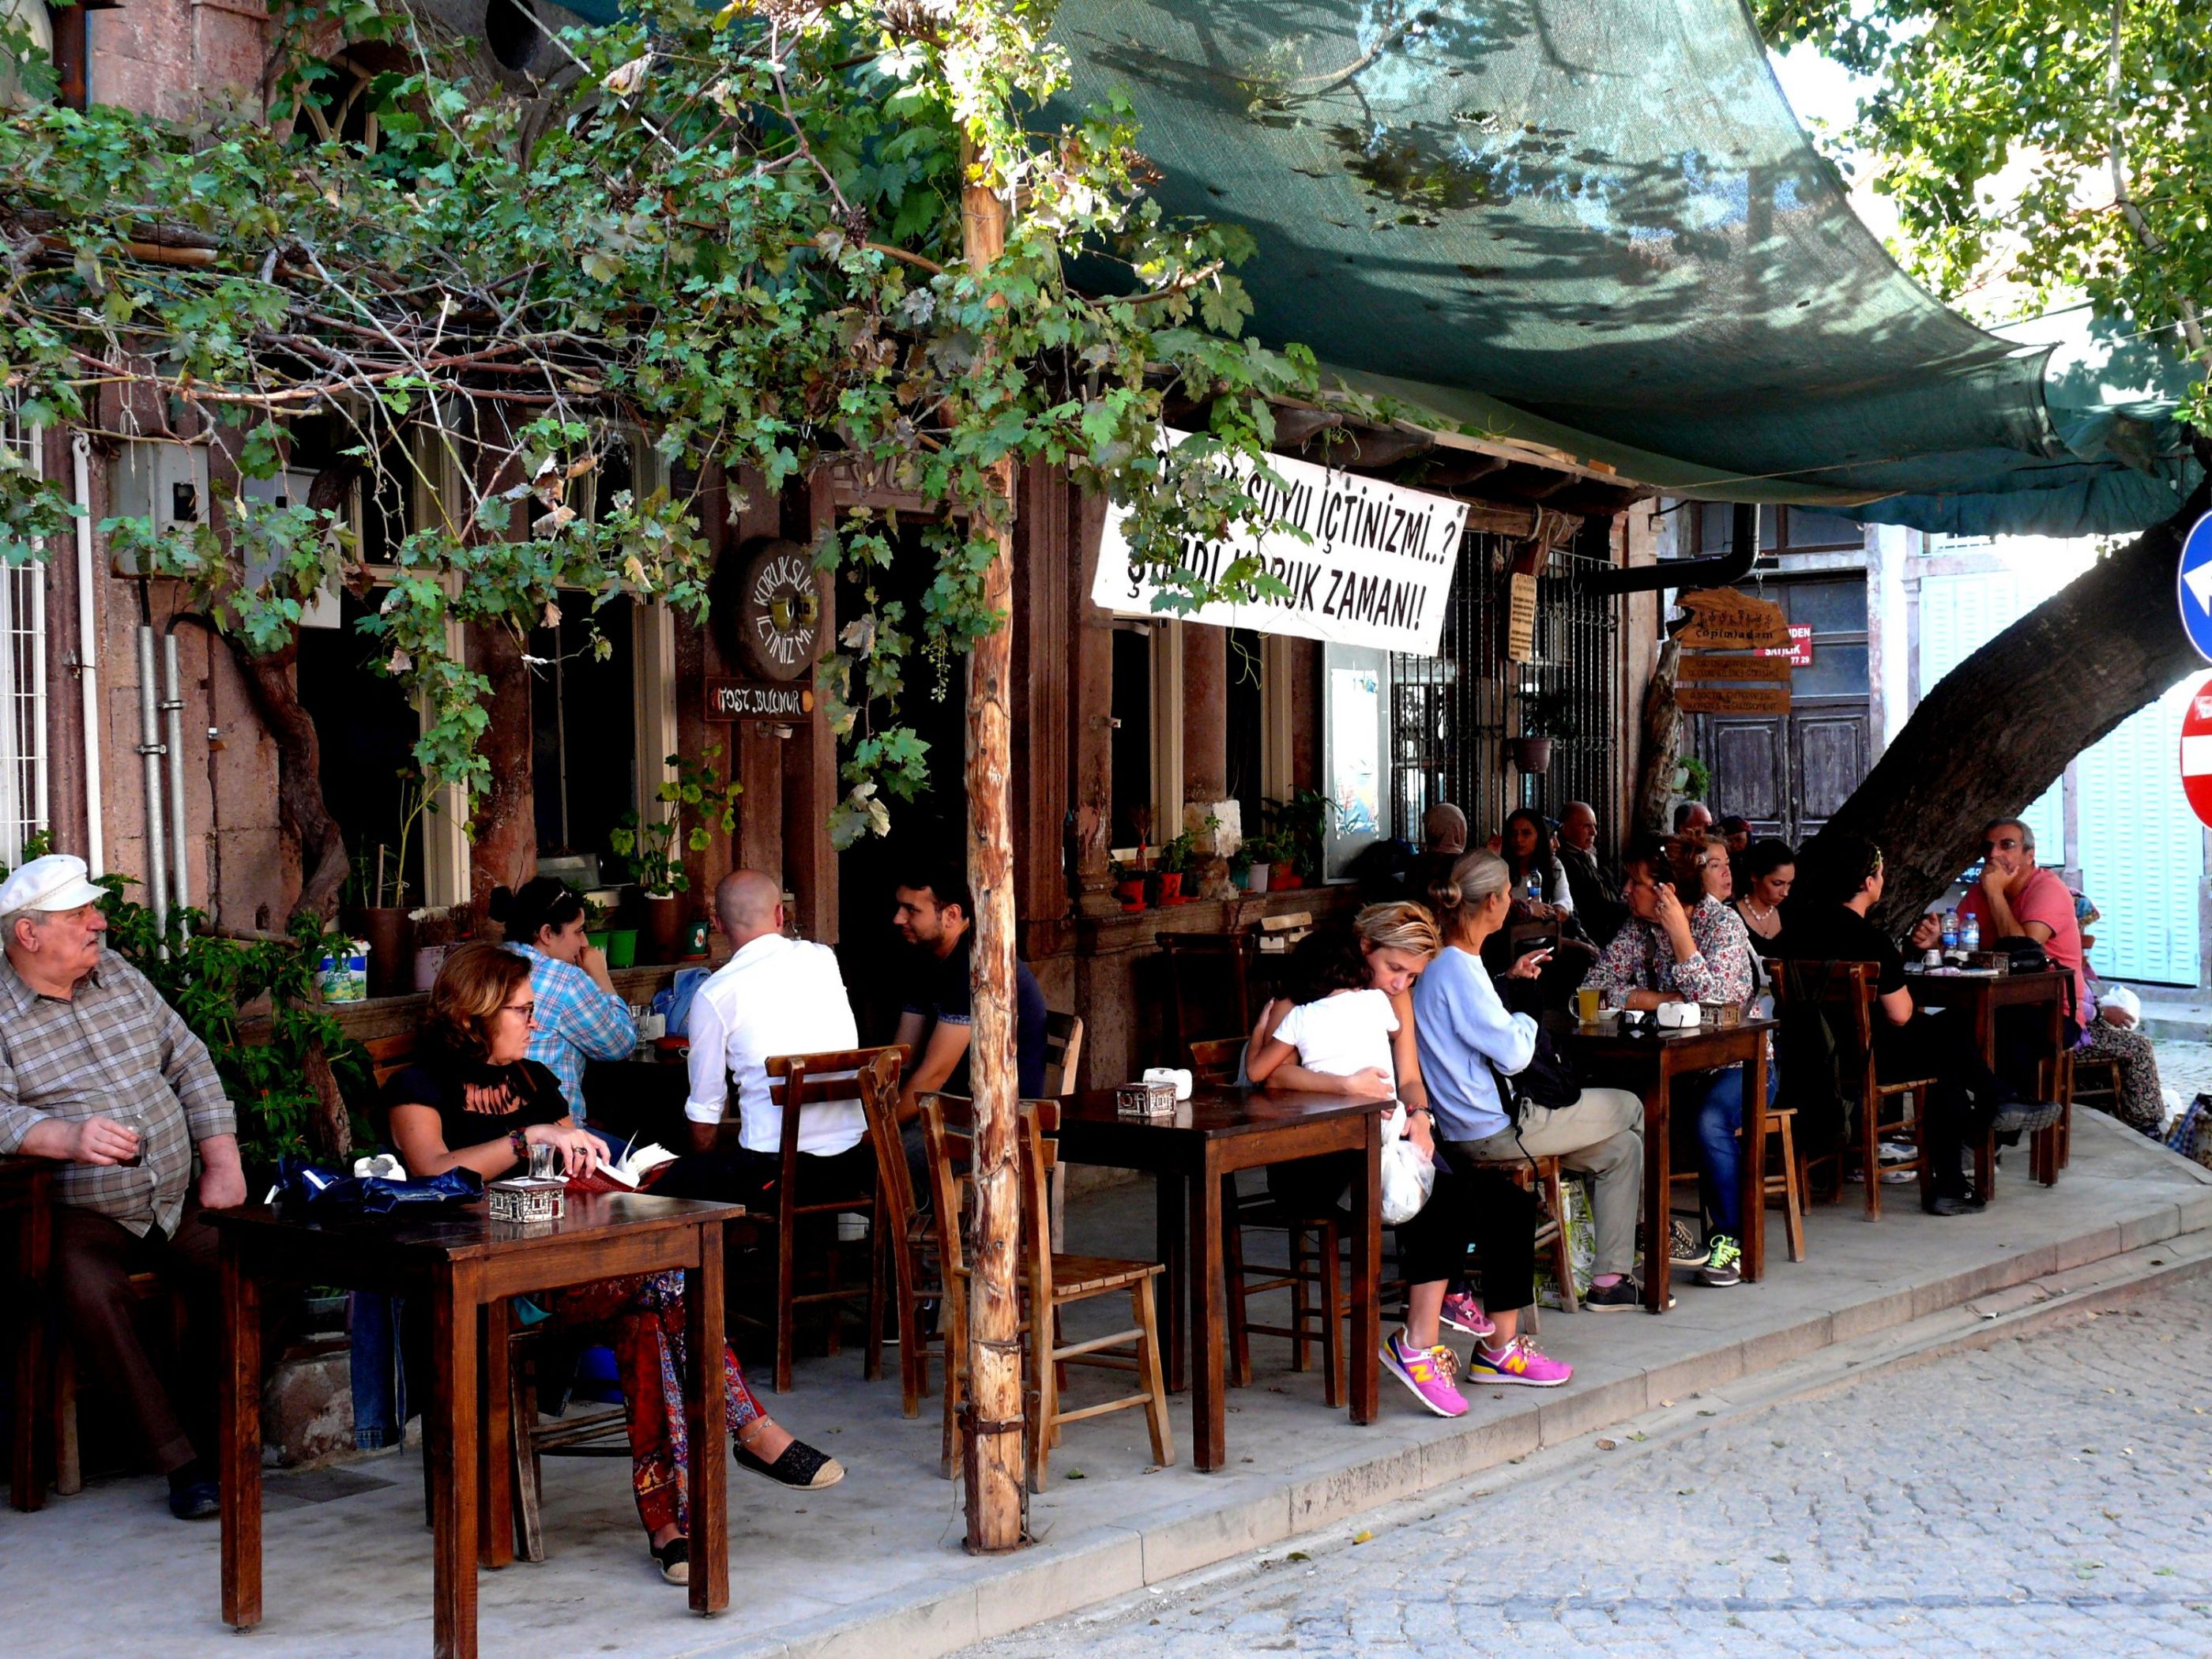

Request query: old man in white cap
[{"left": 0, "top": 852, "right": 243, "bottom": 1518}]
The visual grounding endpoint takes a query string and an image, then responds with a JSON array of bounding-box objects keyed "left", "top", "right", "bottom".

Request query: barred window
[{"left": 0, "top": 402, "right": 48, "bottom": 863}]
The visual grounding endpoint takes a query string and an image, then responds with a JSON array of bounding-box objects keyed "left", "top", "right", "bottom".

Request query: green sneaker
[{"left": 1699, "top": 1233, "right": 1742, "bottom": 1287}]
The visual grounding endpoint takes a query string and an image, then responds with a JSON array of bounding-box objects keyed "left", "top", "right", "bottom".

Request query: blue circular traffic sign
[{"left": 2178, "top": 510, "right": 2212, "bottom": 664}]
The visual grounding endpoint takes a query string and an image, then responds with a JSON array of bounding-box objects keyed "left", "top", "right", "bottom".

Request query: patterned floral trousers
[
  {"left": 2081, "top": 1021, "right": 2166, "bottom": 1139},
  {"left": 546, "top": 1270, "right": 764, "bottom": 1537}
]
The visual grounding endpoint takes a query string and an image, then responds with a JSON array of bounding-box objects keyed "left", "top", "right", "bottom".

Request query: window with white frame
[{"left": 0, "top": 401, "right": 48, "bottom": 864}]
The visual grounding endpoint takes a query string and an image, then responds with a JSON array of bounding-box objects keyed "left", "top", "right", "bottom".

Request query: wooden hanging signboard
[
  {"left": 1677, "top": 654, "right": 1794, "bottom": 683},
  {"left": 704, "top": 677, "right": 815, "bottom": 722},
  {"left": 1676, "top": 683, "right": 1793, "bottom": 716},
  {"left": 1505, "top": 571, "right": 1538, "bottom": 663},
  {"left": 1676, "top": 586, "right": 1791, "bottom": 651}
]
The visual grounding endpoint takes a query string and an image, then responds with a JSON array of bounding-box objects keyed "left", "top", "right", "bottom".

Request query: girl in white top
[{"left": 1243, "top": 902, "right": 1440, "bottom": 1101}]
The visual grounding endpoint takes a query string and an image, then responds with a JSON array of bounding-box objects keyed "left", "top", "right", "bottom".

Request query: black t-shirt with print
[{"left": 382, "top": 1057, "right": 570, "bottom": 1154}]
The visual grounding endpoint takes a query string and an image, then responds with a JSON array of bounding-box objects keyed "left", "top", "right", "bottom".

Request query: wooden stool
[{"left": 1762, "top": 1107, "right": 1808, "bottom": 1263}]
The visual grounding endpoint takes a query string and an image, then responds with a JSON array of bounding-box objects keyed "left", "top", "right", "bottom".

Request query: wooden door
[
  {"left": 1790, "top": 705, "right": 1868, "bottom": 841},
  {"left": 1705, "top": 716, "right": 1788, "bottom": 837}
]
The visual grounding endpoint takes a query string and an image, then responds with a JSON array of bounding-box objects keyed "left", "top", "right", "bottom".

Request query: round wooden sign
[{"left": 720, "top": 536, "right": 822, "bottom": 682}]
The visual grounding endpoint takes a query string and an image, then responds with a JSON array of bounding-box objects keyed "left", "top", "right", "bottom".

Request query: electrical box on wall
[
  {"left": 105, "top": 441, "right": 211, "bottom": 575},
  {"left": 238, "top": 470, "right": 341, "bottom": 629}
]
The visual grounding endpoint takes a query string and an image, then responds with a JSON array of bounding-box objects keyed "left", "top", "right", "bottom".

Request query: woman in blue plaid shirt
[{"left": 495, "top": 877, "right": 638, "bottom": 1119}]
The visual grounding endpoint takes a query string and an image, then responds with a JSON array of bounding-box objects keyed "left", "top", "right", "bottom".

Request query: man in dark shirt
[
  {"left": 1557, "top": 799, "right": 1626, "bottom": 946},
  {"left": 891, "top": 866, "right": 1049, "bottom": 1119},
  {"left": 1779, "top": 833, "right": 2056, "bottom": 1215}
]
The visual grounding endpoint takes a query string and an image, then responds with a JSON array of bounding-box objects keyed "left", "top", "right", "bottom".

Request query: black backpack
[{"left": 1489, "top": 976, "right": 1582, "bottom": 1121}]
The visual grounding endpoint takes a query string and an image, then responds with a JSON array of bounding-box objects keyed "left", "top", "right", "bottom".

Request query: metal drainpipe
[
  {"left": 1578, "top": 502, "right": 1761, "bottom": 596},
  {"left": 162, "top": 631, "right": 190, "bottom": 933},
  {"left": 70, "top": 434, "right": 103, "bottom": 874},
  {"left": 135, "top": 623, "right": 168, "bottom": 938}
]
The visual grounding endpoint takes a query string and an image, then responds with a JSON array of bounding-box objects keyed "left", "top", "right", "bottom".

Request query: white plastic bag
[{"left": 1379, "top": 1104, "right": 1435, "bottom": 1224}]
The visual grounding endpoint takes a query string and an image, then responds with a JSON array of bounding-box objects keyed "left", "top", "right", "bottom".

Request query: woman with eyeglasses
[{"left": 383, "top": 943, "right": 841, "bottom": 1589}]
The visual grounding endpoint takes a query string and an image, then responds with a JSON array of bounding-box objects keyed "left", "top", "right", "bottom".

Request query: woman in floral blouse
[{"left": 1580, "top": 834, "right": 1760, "bottom": 1287}]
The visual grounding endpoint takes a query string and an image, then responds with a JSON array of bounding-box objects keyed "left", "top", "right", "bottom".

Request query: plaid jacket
[
  {"left": 510, "top": 944, "right": 638, "bottom": 1116},
  {"left": 0, "top": 950, "right": 235, "bottom": 1236}
]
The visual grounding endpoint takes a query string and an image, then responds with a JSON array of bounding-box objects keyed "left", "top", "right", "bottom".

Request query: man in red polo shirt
[{"left": 1913, "top": 818, "right": 2082, "bottom": 1114}]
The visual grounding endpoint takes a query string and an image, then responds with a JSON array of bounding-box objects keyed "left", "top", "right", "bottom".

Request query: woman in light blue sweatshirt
[{"left": 1394, "top": 851, "right": 1647, "bottom": 1412}]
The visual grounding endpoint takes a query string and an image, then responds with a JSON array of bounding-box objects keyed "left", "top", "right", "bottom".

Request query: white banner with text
[{"left": 1091, "top": 434, "right": 1469, "bottom": 657}]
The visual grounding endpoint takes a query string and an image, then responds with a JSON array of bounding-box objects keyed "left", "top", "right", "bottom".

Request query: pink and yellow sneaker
[
  {"left": 1465, "top": 1335, "right": 1572, "bottom": 1388},
  {"left": 1439, "top": 1290, "right": 1496, "bottom": 1340},
  {"left": 1379, "top": 1329, "right": 1469, "bottom": 1417}
]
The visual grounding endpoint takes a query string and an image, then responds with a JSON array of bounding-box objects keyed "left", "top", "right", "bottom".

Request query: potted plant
[
  {"left": 1109, "top": 856, "right": 1148, "bottom": 912},
  {"left": 1241, "top": 833, "right": 1279, "bottom": 893},
  {"left": 1263, "top": 791, "right": 1335, "bottom": 890},
  {"left": 345, "top": 770, "right": 435, "bottom": 998},
  {"left": 581, "top": 894, "right": 615, "bottom": 957},
  {"left": 611, "top": 746, "right": 744, "bottom": 962},
  {"left": 1674, "top": 753, "right": 1714, "bottom": 806},
  {"left": 1511, "top": 686, "right": 1579, "bottom": 775},
  {"left": 408, "top": 905, "right": 462, "bottom": 992},
  {"left": 1153, "top": 829, "right": 1199, "bottom": 905}
]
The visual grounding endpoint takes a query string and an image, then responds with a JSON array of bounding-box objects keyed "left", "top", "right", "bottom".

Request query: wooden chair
[
  {"left": 2056, "top": 1048, "right": 2118, "bottom": 1175},
  {"left": 1156, "top": 931, "right": 1261, "bottom": 1068},
  {"left": 854, "top": 1049, "right": 939, "bottom": 1419},
  {"left": 498, "top": 1315, "right": 630, "bottom": 1563},
  {"left": 1041, "top": 1011, "right": 1084, "bottom": 1249},
  {"left": 1778, "top": 960, "right": 1936, "bottom": 1220},
  {"left": 920, "top": 1093, "right": 1172, "bottom": 1489},
  {"left": 754, "top": 1045, "right": 907, "bottom": 1393},
  {"left": 1041, "top": 1011, "right": 1085, "bottom": 1097},
  {"left": 1188, "top": 1036, "right": 1245, "bottom": 1088}
]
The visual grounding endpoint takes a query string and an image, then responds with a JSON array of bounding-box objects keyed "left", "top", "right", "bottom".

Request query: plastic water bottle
[
  {"left": 1526, "top": 871, "right": 1542, "bottom": 903},
  {"left": 1962, "top": 912, "right": 1981, "bottom": 954},
  {"left": 1940, "top": 910, "right": 1958, "bottom": 953}
]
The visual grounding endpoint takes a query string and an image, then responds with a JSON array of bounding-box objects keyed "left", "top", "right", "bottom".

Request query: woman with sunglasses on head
[{"left": 383, "top": 943, "right": 842, "bottom": 1589}]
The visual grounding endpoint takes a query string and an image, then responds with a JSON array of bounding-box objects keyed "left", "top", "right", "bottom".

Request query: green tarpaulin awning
[{"left": 1047, "top": 0, "right": 2199, "bottom": 536}]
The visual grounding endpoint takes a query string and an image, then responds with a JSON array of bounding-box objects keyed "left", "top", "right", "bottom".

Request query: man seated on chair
[
  {"left": 1779, "top": 833, "right": 2054, "bottom": 1217},
  {"left": 891, "top": 861, "right": 1049, "bottom": 1122},
  {"left": 656, "top": 869, "right": 871, "bottom": 1208},
  {"left": 0, "top": 854, "right": 246, "bottom": 1520},
  {"left": 1909, "top": 816, "right": 2086, "bottom": 1100}
]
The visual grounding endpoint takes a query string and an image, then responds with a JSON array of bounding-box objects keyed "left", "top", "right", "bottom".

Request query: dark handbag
[
  {"left": 1487, "top": 976, "right": 1581, "bottom": 1121},
  {"left": 2003, "top": 937, "right": 2051, "bottom": 975},
  {"left": 272, "top": 1155, "right": 484, "bottom": 1217}
]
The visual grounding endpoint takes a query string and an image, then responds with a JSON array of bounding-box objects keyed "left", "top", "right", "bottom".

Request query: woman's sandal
[
  {"left": 653, "top": 1536, "right": 690, "bottom": 1586},
  {"left": 734, "top": 1435, "right": 845, "bottom": 1489}
]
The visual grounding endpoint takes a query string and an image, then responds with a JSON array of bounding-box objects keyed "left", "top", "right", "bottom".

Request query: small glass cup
[
  {"left": 1574, "top": 986, "right": 1602, "bottom": 1025},
  {"left": 527, "top": 1139, "right": 559, "bottom": 1182}
]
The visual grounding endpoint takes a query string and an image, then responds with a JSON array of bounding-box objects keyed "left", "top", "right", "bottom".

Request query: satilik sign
[{"left": 1091, "top": 431, "right": 1468, "bottom": 656}]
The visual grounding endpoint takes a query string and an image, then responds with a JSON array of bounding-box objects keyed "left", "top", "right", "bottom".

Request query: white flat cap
[{"left": 0, "top": 853, "right": 105, "bottom": 916}]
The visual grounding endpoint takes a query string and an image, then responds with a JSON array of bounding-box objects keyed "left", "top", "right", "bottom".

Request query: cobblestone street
[{"left": 963, "top": 1276, "right": 2212, "bottom": 1658}]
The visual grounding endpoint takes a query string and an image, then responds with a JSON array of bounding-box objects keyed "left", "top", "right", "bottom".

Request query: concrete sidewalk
[{"left": 6, "top": 1112, "right": 2210, "bottom": 1659}]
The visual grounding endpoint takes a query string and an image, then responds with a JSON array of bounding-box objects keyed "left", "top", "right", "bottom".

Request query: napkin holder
[
  {"left": 488, "top": 1176, "right": 566, "bottom": 1224},
  {"left": 1115, "top": 1080, "right": 1179, "bottom": 1119}
]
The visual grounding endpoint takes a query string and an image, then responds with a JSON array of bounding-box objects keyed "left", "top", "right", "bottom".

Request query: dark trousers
[
  {"left": 51, "top": 1204, "right": 221, "bottom": 1476},
  {"left": 1878, "top": 1010, "right": 2003, "bottom": 1199},
  {"left": 1393, "top": 1157, "right": 1538, "bottom": 1314}
]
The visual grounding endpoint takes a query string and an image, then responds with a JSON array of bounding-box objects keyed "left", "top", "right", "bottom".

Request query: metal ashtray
[
  {"left": 488, "top": 1176, "right": 566, "bottom": 1224},
  {"left": 1115, "top": 1080, "right": 1178, "bottom": 1119}
]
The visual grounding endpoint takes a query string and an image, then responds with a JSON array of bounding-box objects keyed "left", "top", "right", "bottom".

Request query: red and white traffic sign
[{"left": 2183, "top": 672, "right": 2212, "bottom": 829}]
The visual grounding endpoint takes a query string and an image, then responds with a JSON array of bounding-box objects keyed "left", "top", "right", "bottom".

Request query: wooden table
[
  {"left": 213, "top": 1192, "right": 738, "bottom": 1659},
  {"left": 1, "top": 1154, "right": 55, "bottom": 1511},
  {"left": 1570, "top": 1017, "right": 1774, "bottom": 1311},
  {"left": 1055, "top": 1086, "right": 1383, "bottom": 1473},
  {"left": 1905, "top": 967, "right": 2073, "bottom": 1191}
]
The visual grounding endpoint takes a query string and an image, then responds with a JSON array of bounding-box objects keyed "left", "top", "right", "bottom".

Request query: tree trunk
[
  {"left": 466, "top": 620, "right": 536, "bottom": 930},
  {"left": 958, "top": 142, "right": 1028, "bottom": 1555},
  {"left": 1826, "top": 467, "right": 2212, "bottom": 933},
  {"left": 1631, "top": 636, "right": 1683, "bottom": 837},
  {"left": 231, "top": 639, "right": 350, "bottom": 924}
]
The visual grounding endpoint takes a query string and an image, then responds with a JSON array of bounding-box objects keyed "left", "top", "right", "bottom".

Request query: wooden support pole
[{"left": 958, "top": 140, "right": 1028, "bottom": 1554}]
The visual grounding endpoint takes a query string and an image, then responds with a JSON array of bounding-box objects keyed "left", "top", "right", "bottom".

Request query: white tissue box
[
  {"left": 1656, "top": 1002, "right": 1702, "bottom": 1029},
  {"left": 1142, "top": 1066, "right": 1194, "bottom": 1101}
]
